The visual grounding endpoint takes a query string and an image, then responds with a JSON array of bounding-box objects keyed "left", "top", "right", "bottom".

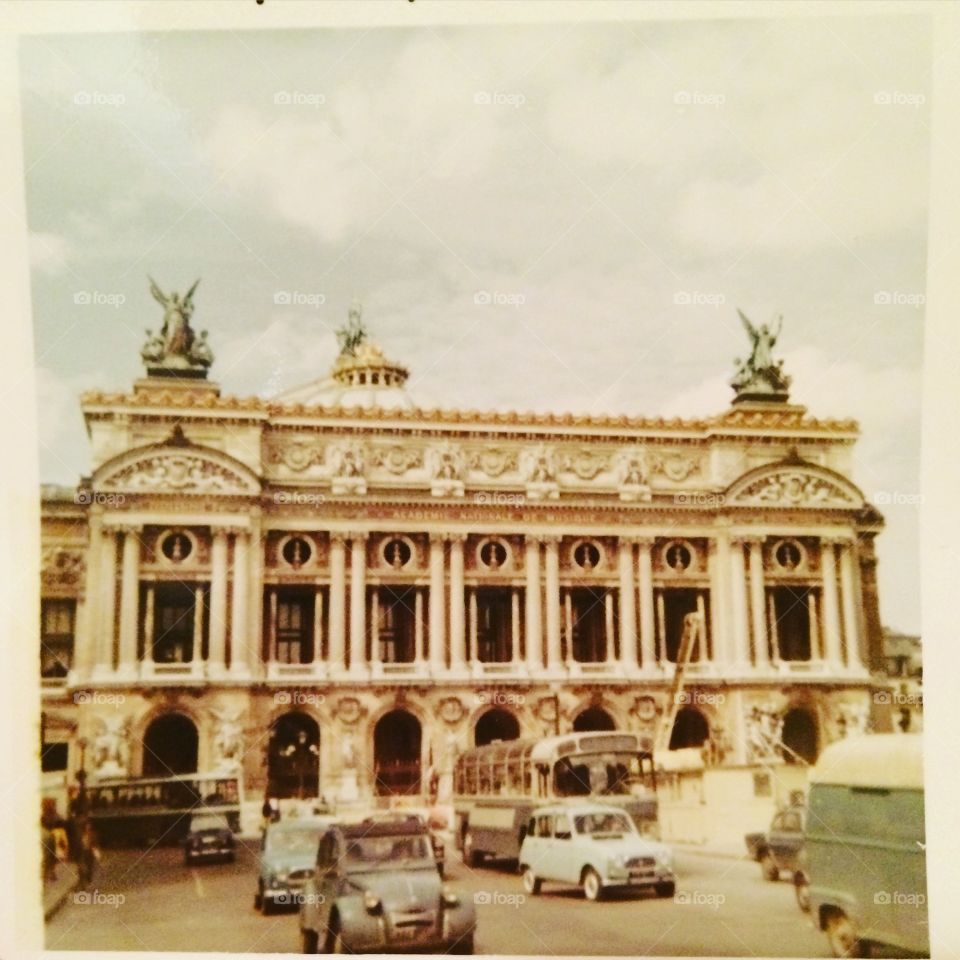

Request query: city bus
[
  {"left": 84, "top": 772, "right": 243, "bottom": 847},
  {"left": 453, "top": 731, "right": 658, "bottom": 865}
]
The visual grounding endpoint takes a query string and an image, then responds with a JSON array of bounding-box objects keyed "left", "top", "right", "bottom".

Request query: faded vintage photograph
[{"left": 24, "top": 7, "right": 929, "bottom": 958}]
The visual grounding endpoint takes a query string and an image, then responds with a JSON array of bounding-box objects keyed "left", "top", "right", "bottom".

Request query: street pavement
[{"left": 46, "top": 841, "right": 833, "bottom": 956}]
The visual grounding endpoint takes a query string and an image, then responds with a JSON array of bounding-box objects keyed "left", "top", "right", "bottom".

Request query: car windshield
[
  {"left": 190, "top": 815, "right": 229, "bottom": 832},
  {"left": 574, "top": 812, "right": 634, "bottom": 837},
  {"left": 553, "top": 753, "right": 644, "bottom": 797},
  {"left": 267, "top": 827, "right": 320, "bottom": 855},
  {"left": 343, "top": 834, "right": 433, "bottom": 870}
]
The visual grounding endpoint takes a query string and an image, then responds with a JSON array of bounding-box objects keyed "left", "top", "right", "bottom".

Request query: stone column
[
  {"left": 246, "top": 510, "right": 264, "bottom": 677},
  {"left": 229, "top": 530, "right": 251, "bottom": 677},
  {"left": 192, "top": 585, "right": 204, "bottom": 667},
  {"left": 544, "top": 536, "right": 562, "bottom": 673},
  {"left": 116, "top": 525, "right": 142, "bottom": 680},
  {"left": 767, "top": 592, "right": 780, "bottom": 666},
  {"left": 510, "top": 589, "right": 521, "bottom": 668},
  {"left": 636, "top": 537, "right": 656, "bottom": 673},
  {"left": 838, "top": 539, "right": 863, "bottom": 671},
  {"left": 414, "top": 588, "right": 425, "bottom": 667},
  {"left": 747, "top": 537, "right": 769, "bottom": 670},
  {"left": 618, "top": 538, "right": 637, "bottom": 672},
  {"left": 207, "top": 527, "right": 229, "bottom": 675},
  {"left": 821, "top": 537, "right": 843, "bottom": 668},
  {"left": 564, "top": 590, "right": 575, "bottom": 669},
  {"left": 728, "top": 537, "right": 750, "bottom": 669},
  {"left": 328, "top": 533, "right": 347, "bottom": 674},
  {"left": 696, "top": 591, "right": 708, "bottom": 662},
  {"left": 93, "top": 524, "right": 118, "bottom": 677},
  {"left": 75, "top": 509, "right": 104, "bottom": 682},
  {"left": 348, "top": 532, "right": 368, "bottom": 676},
  {"left": 449, "top": 535, "right": 467, "bottom": 674},
  {"left": 604, "top": 592, "right": 615, "bottom": 664},
  {"left": 468, "top": 589, "right": 479, "bottom": 666},
  {"left": 807, "top": 590, "right": 821, "bottom": 660},
  {"left": 267, "top": 587, "right": 278, "bottom": 666},
  {"left": 313, "top": 586, "right": 325, "bottom": 669},
  {"left": 524, "top": 536, "right": 542, "bottom": 673},
  {"left": 429, "top": 534, "right": 446, "bottom": 675},
  {"left": 708, "top": 530, "right": 730, "bottom": 668},
  {"left": 370, "top": 587, "right": 381, "bottom": 671},
  {"left": 142, "top": 584, "right": 155, "bottom": 668}
]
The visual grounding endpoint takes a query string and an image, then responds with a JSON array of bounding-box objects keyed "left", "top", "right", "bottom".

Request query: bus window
[{"left": 554, "top": 758, "right": 591, "bottom": 796}]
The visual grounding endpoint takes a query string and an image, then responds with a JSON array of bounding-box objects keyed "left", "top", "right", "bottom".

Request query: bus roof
[
  {"left": 456, "top": 731, "right": 644, "bottom": 765},
  {"left": 809, "top": 734, "right": 924, "bottom": 790}
]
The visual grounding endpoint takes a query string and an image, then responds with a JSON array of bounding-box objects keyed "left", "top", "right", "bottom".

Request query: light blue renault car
[
  {"left": 519, "top": 803, "right": 675, "bottom": 902},
  {"left": 255, "top": 816, "right": 338, "bottom": 915}
]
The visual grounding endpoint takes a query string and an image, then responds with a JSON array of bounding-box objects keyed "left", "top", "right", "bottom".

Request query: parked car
[
  {"left": 518, "top": 803, "right": 675, "bottom": 902},
  {"left": 255, "top": 816, "right": 337, "bottom": 915},
  {"left": 298, "top": 816, "right": 476, "bottom": 954},
  {"left": 183, "top": 812, "right": 235, "bottom": 865},
  {"left": 745, "top": 803, "right": 808, "bottom": 910},
  {"left": 806, "top": 734, "right": 927, "bottom": 959}
]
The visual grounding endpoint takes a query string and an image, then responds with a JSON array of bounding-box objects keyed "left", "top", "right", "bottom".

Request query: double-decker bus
[
  {"left": 453, "top": 731, "right": 658, "bottom": 865},
  {"left": 84, "top": 773, "right": 243, "bottom": 847}
]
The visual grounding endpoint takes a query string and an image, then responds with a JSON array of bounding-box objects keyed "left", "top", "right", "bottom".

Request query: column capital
[
  {"left": 329, "top": 531, "right": 349, "bottom": 546},
  {"left": 347, "top": 530, "right": 368, "bottom": 543},
  {"left": 210, "top": 525, "right": 232, "bottom": 540},
  {"left": 429, "top": 532, "right": 447, "bottom": 546},
  {"left": 105, "top": 521, "right": 142, "bottom": 535},
  {"left": 822, "top": 533, "right": 854, "bottom": 548},
  {"left": 525, "top": 533, "right": 544, "bottom": 546},
  {"left": 730, "top": 533, "right": 762, "bottom": 548},
  {"left": 447, "top": 533, "right": 468, "bottom": 545},
  {"left": 542, "top": 534, "right": 561, "bottom": 547},
  {"left": 634, "top": 535, "right": 657, "bottom": 550}
]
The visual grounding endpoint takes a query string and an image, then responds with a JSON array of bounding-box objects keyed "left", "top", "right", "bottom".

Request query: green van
[{"left": 806, "top": 733, "right": 927, "bottom": 958}]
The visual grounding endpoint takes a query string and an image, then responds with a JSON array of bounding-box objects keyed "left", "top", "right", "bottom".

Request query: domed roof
[{"left": 274, "top": 303, "right": 416, "bottom": 411}]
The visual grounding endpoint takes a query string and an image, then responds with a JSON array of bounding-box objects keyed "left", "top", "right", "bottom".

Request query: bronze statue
[
  {"left": 141, "top": 277, "right": 213, "bottom": 375},
  {"left": 730, "top": 309, "right": 791, "bottom": 402}
]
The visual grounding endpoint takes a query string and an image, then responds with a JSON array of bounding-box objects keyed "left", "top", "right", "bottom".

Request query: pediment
[
  {"left": 725, "top": 461, "right": 862, "bottom": 509},
  {"left": 94, "top": 439, "right": 260, "bottom": 497}
]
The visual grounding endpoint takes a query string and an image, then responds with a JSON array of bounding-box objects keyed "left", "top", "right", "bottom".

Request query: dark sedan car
[
  {"left": 184, "top": 812, "right": 235, "bottom": 865},
  {"left": 745, "top": 805, "right": 808, "bottom": 910},
  {"left": 299, "top": 816, "right": 476, "bottom": 954}
]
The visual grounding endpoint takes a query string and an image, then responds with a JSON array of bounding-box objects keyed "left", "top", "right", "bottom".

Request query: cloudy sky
[{"left": 20, "top": 14, "right": 929, "bottom": 632}]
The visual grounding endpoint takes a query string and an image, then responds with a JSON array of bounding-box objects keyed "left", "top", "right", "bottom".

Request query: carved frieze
[
  {"left": 737, "top": 471, "right": 855, "bottom": 507},
  {"left": 101, "top": 454, "right": 256, "bottom": 495},
  {"left": 470, "top": 447, "right": 518, "bottom": 478},
  {"left": 328, "top": 441, "right": 367, "bottom": 495},
  {"left": 372, "top": 445, "right": 422, "bottom": 475},
  {"left": 268, "top": 439, "right": 325, "bottom": 472},
  {"left": 41, "top": 546, "right": 85, "bottom": 590}
]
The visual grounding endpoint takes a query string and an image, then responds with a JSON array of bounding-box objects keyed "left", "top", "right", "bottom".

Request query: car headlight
[
  {"left": 270, "top": 871, "right": 288, "bottom": 887},
  {"left": 442, "top": 886, "right": 459, "bottom": 907},
  {"left": 657, "top": 850, "right": 673, "bottom": 868},
  {"left": 609, "top": 854, "right": 627, "bottom": 869},
  {"left": 364, "top": 890, "right": 382, "bottom": 913}
]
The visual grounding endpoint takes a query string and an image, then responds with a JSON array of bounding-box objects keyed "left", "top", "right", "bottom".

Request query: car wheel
[
  {"left": 462, "top": 831, "right": 481, "bottom": 867},
  {"left": 825, "top": 911, "right": 867, "bottom": 958},
  {"left": 329, "top": 927, "right": 350, "bottom": 955},
  {"left": 582, "top": 868, "right": 603, "bottom": 902},
  {"left": 450, "top": 933, "right": 474, "bottom": 954},
  {"left": 184, "top": 854, "right": 193, "bottom": 867},
  {"left": 521, "top": 867, "right": 542, "bottom": 896},
  {"left": 794, "top": 872, "right": 811, "bottom": 913},
  {"left": 300, "top": 927, "right": 319, "bottom": 954},
  {"left": 261, "top": 895, "right": 274, "bottom": 916},
  {"left": 760, "top": 851, "right": 779, "bottom": 881},
  {"left": 254, "top": 884, "right": 263, "bottom": 910},
  {"left": 654, "top": 881, "right": 675, "bottom": 898}
]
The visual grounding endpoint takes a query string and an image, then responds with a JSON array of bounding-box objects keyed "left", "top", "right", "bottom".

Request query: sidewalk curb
[{"left": 43, "top": 866, "right": 80, "bottom": 921}]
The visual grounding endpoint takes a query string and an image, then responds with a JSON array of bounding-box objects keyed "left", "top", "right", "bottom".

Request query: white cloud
[{"left": 29, "top": 232, "right": 73, "bottom": 275}]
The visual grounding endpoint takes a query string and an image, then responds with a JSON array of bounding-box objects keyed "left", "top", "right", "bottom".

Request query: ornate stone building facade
[{"left": 39, "top": 296, "right": 891, "bottom": 808}]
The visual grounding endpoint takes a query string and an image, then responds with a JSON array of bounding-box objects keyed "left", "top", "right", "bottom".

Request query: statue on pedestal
[
  {"left": 730, "top": 309, "right": 791, "bottom": 403},
  {"left": 338, "top": 732, "right": 360, "bottom": 804},
  {"left": 141, "top": 277, "right": 214, "bottom": 377}
]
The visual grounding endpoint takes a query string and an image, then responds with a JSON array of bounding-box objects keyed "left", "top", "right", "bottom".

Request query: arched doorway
[
  {"left": 267, "top": 712, "right": 320, "bottom": 799},
  {"left": 474, "top": 708, "right": 520, "bottom": 746},
  {"left": 781, "top": 707, "right": 818, "bottom": 764},
  {"left": 374, "top": 710, "right": 421, "bottom": 796},
  {"left": 142, "top": 713, "right": 199, "bottom": 777},
  {"left": 668, "top": 707, "right": 709, "bottom": 750},
  {"left": 573, "top": 706, "right": 616, "bottom": 732}
]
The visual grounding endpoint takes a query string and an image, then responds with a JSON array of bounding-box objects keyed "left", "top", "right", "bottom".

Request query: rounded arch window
[
  {"left": 478, "top": 538, "right": 509, "bottom": 571},
  {"left": 663, "top": 540, "right": 694, "bottom": 573},
  {"left": 773, "top": 538, "right": 804, "bottom": 572},
  {"left": 159, "top": 529, "right": 194, "bottom": 564},
  {"left": 382, "top": 537, "right": 413, "bottom": 570},
  {"left": 572, "top": 540, "right": 603, "bottom": 571},
  {"left": 281, "top": 535, "right": 313, "bottom": 569}
]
